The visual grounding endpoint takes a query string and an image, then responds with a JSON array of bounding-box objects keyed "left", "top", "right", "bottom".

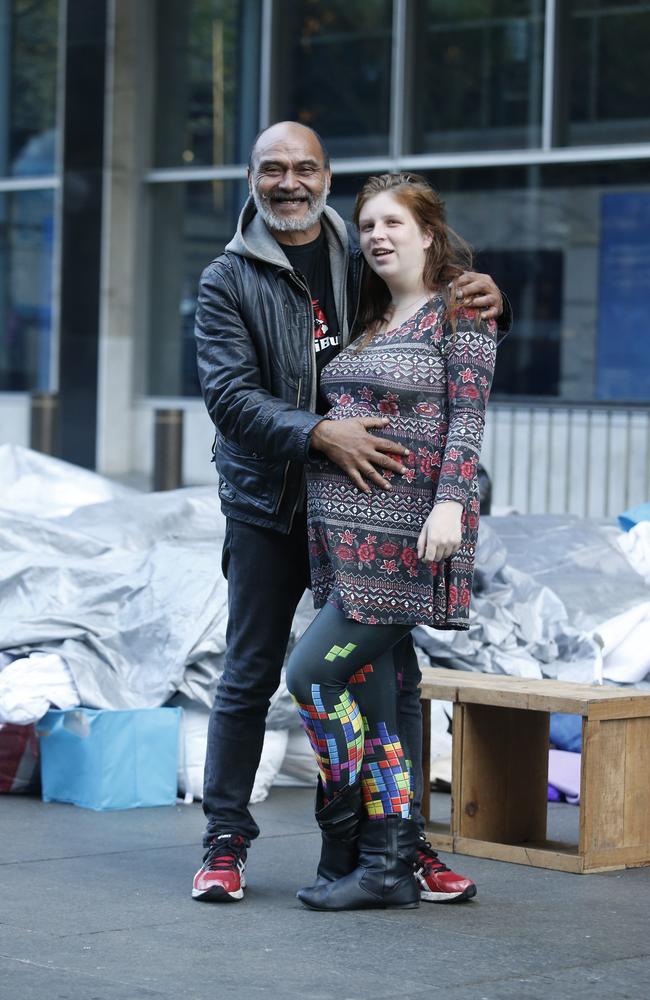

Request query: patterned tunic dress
[{"left": 307, "top": 296, "right": 497, "bottom": 629}]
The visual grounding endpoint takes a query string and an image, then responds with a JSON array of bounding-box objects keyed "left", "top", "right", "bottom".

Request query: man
[{"left": 193, "top": 121, "right": 509, "bottom": 904}]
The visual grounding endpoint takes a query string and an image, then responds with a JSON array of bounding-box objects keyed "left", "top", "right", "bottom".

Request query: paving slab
[{"left": 1, "top": 788, "right": 649, "bottom": 1000}]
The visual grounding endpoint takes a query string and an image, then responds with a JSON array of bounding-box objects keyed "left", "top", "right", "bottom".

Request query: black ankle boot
[
  {"left": 298, "top": 815, "right": 420, "bottom": 911},
  {"left": 312, "top": 780, "right": 363, "bottom": 884}
]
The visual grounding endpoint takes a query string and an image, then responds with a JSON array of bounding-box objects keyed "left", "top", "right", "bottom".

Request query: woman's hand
[{"left": 417, "top": 501, "right": 463, "bottom": 564}]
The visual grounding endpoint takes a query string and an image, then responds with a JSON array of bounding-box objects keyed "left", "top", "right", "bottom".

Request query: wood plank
[
  {"left": 583, "top": 844, "right": 650, "bottom": 871},
  {"left": 623, "top": 717, "right": 650, "bottom": 851},
  {"left": 588, "top": 699, "right": 650, "bottom": 722},
  {"left": 452, "top": 836, "right": 584, "bottom": 874},
  {"left": 450, "top": 702, "right": 464, "bottom": 837},
  {"left": 419, "top": 666, "right": 650, "bottom": 717},
  {"left": 581, "top": 718, "right": 627, "bottom": 864},
  {"left": 456, "top": 704, "right": 548, "bottom": 844}
]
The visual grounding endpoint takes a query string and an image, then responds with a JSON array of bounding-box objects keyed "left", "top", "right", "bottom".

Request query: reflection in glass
[
  {"left": 154, "top": 0, "right": 261, "bottom": 168},
  {"left": 411, "top": 0, "right": 544, "bottom": 153},
  {"left": 274, "top": 0, "right": 392, "bottom": 157},
  {"left": 0, "top": 191, "right": 55, "bottom": 390},
  {"left": 328, "top": 162, "right": 650, "bottom": 402},
  {"left": 564, "top": 0, "right": 650, "bottom": 146},
  {"left": 0, "top": 0, "right": 59, "bottom": 176},
  {"left": 147, "top": 180, "right": 248, "bottom": 396}
]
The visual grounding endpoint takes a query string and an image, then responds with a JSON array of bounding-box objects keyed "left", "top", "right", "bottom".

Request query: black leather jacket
[{"left": 195, "top": 197, "right": 362, "bottom": 533}]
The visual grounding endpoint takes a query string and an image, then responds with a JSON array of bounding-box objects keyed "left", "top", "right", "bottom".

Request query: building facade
[{"left": 1, "top": 0, "right": 649, "bottom": 515}]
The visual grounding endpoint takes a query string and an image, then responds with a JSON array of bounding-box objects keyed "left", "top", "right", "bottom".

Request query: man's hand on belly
[{"left": 310, "top": 417, "right": 410, "bottom": 495}]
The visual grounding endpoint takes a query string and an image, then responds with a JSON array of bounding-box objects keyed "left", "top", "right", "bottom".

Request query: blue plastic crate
[{"left": 37, "top": 707, "right": 181, "bottom": 810}]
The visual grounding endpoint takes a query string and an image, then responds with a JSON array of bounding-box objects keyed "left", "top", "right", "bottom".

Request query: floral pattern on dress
[{"left": 308, "top": 297, "right": 496, "bottom": 629}]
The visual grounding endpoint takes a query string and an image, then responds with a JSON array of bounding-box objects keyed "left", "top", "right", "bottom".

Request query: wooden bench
[{"left": 419, "top": 667, "right": 650, "bottom": 874}]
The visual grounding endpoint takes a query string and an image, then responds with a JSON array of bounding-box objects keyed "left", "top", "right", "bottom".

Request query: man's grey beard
[{"left": 252, "top": 185, "right": 329, "bottom": 233}]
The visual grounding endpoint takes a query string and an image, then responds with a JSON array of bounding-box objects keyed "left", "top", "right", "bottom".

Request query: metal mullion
[
  {"left": 389, "top": 0, "right": 408, "bottom": 160},
  {"left": 145, "top": 165, "right": 248, "bottom": 183},
  {"left": 324, "top": 142, "right": 650, "bottom": 175},
  {"left": 259, "top": 0, "right": 274, "bottom": 130},
  {"left": 0, "top": 176, "right": 59, "bottom": 191},
  {"left": 542, "top": 0, "right": 557, "bottom": 150}
]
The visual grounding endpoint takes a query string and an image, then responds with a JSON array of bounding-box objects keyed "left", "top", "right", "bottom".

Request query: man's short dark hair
[{"left": 248, "top": 123, "right": 331, "bottom": 171}]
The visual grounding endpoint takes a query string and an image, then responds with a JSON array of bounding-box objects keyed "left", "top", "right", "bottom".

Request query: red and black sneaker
[
  {"left": 192, "top": 833, "right": 247, "bottom": 903},
  {"left": 414, "top": 838, "right": 477, "bottom": 903}
]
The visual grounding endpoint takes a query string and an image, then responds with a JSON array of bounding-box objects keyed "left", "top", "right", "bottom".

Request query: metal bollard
[
  {"left": 30, "top": 392, "right": 59, "bottom": 456},
  {"left": 153, "top": 408, "right": 183, "bottom": 491}
]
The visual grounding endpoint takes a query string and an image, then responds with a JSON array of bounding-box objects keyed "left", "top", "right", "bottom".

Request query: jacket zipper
[{"left": 275, "top": 375, "right": 303, "bottom": 516}]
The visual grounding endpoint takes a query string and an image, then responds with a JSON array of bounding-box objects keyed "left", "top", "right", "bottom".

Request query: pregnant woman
[{"left": 286, "top": 172, "right": 497, "bottom": 911}]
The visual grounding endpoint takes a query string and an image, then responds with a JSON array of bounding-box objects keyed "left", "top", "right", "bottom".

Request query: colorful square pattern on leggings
[
  {"left": 294, "top": 685, "right": 364, "bottom": 790},
  {"left": 361, "top": 720, "right": 411, "bottom": 818}
]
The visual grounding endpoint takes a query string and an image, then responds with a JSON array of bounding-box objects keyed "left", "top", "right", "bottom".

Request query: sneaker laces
[
  {"left": 203, "top": 835, "right": 247, "bottom": 872},
  {"left": 416, "top": 838, "right": 451, "bottom": 875}
]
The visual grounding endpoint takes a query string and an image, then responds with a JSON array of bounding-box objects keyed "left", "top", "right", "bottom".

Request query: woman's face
[{"left": 358, "top": 191, "right": 432, "bottom": 286}]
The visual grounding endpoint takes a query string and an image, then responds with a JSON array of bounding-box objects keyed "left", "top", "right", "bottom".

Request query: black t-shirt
[{"left": 282, "top": 231, "right": 341, "bottom": 415}]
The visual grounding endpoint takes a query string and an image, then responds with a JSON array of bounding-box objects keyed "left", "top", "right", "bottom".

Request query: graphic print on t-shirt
[{"left": 312, "top": 297, "right": 340, "bottom": 355}]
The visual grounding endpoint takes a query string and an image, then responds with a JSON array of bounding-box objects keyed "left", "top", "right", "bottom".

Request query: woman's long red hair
[{"left": 352, "top": 172, "right": 474, "bottom": 344}]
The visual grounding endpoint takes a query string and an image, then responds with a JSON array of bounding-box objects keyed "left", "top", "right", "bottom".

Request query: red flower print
[
  {"left": 357, "top": 542, "right": 375, "bottom": 564},
  {"left": 442, "top": 461, "right": 457, "bottom": 476},
  {"left": 414, "top": 401, "right": 440, "bottom": 417},
  {"left": 460, "top": 461, "right": 474, "bottom": 480},
  {"left": 339, "top": 529, "right": 355, "bottom": 545},
  {"left": 459, "top": 384, "right": 480, "bottom": 401},
  {"left": 378, "top": 391, "right": 400, "bottom": 416},
  {"left": 365, "top": 534, "right": 377, "bottom": 544},
  {"left": 360, "top": 387, "right": 374, "bottom": 402},
  {"left": 419, "top": 453, "right": 432, "bottom": 477},
  {"left": 309, "top": 542, "right": 322, "bottom": 557},
  {"left": 448, "top": 585, "right": 458, "bottom": 606},
  {"left": 448, "top": 383, "right": 458, "bottom": 399},
  {"left": 446, "top": 447, "right": 461, "bottom": 461},
  {"left": 460, "top": 588, "right": 471, "bottom": 607},
  {"left": 378, "top": 541, "right": 400, "bottom": 558},
  {"left": 334, "top": 545, "right": 356, "bottom": 561},
  {"left": 468, "top": 514, "right": 478, "bottom": 530},
  {"left": 338, "top": 393, "right": 353, "bottom": 406},
  {"left": 403, "top": 468, "right": 416, "bottom": 483},
  {"left": 367, "top": 615, "right": 379, "bottom": 625},
  {"left": 381, "top": 559, "right": 398, "bottom": 575},
  {"left": 404, "top": 451, "right": 417, "bottom": 468},
  {"left": 459, "top": 367, "right": 477, "bottom": 383},
  {"left": 400, "top": 547, "right": 418, "bottom": 569},
  {"left": 431, "top": 450, "right": 442, "bottom": 468},
  {"left": 419, "top": 310, "right": 438, "bottom": 332}
]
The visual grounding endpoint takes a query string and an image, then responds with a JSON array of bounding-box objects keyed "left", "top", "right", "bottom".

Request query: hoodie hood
[{"left": 225, "top": 194, "right": 349, "bottom": 270}]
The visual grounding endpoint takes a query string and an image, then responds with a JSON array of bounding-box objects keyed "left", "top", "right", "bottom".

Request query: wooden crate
[{"left": 419, "top": 667, "right": 650, "bottom": 874}]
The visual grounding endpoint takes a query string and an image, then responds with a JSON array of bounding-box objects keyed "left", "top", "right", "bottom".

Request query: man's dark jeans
[{"left": 202, "top": 513, "right": 424, "bottom": 847}]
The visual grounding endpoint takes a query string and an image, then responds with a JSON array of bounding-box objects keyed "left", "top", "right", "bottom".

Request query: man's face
[{"left": 249, "top": 125, "right": 331, "bottom": 233}]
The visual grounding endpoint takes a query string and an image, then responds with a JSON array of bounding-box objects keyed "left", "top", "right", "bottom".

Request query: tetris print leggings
[{"left": 285, "top": 601, "right": 413, "bottom": 820}]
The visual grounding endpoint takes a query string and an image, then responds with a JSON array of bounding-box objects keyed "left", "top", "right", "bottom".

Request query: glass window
[
  {"left": 273, "top": 0, "right": 393, "bottom": 158},
  {"left": 328, "top": 161, "right": 650, "bottom": 402},
  {"left": 0, "top": 0, "right": 59, "bottom": 177},
  {"left": 410, "top": 0, "right": 545, "bottom": 153},
  {"left": 562, "top": 0, "right": 650, "bottom": 146},
  {"left": 147, "top": 179, "right": 249, "bottom": 396},
  {"left": 154, "top": 0, "right": 261, "bottom": 169},
  {"left": 0, "top": 190, "right": 55, "bottom": 390}
]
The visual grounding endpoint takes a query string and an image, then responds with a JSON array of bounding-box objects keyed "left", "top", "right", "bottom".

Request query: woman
[{"left": 286, "top": 173, "right": 497, "bottom": 911}]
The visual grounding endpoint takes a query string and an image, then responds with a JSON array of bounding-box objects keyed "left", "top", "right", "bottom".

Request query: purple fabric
[{"left": 548, "top": 749, "right": 581, "bottom": 805}]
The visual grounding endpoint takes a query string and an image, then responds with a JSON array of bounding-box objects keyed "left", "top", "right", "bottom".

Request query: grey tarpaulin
[
  {"left": 1, "top": 446, "right": 649, "bottom": 718},
  {"left": 413, "top": 514, "right": 649, "bottom": 683}
]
